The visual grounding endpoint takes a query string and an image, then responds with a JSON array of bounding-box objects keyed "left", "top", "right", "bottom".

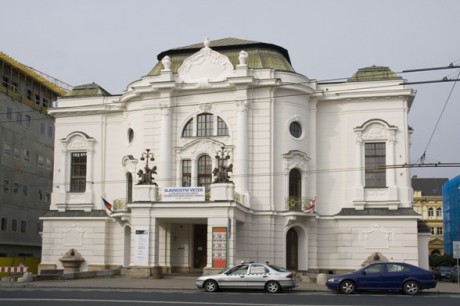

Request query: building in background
[
  {"left": 443, "top": 175, "right": 460, "bottom": 256},
  {"left": 412, "top": 176, "right": 448, "bottom": 255},
  {"left": 0, "top": 52, "right": 68, "bottom": 258},
  {"left": 40, "top": 38, "right": 425, "bottom": 276}
]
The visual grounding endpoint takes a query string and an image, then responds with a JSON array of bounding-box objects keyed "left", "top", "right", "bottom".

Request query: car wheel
[
  {"left": 265, "top": 280, "right": 281, "bottom": 293},
  {"left": 403, "top": 280, "right": 420, "bottom": 295},
  {"left": 204, "top": 280, "right": 218, "bottom": 292},
  {"left": 339, "top": 280, "right": 356, "bottom": 294}
]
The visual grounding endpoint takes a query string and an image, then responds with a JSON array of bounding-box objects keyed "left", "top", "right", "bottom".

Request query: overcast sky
[{"left": 2, "top": 0, "right": 459, "bottom": 179}]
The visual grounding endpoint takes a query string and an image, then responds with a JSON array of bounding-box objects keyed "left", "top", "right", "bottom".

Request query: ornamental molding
[
  {"left": 61, "top": 131, "right": 95, "bottom": 152},
  {"left": 178, "top": 139, "right": 230, "bottom": 159},
  {"left": 358, "top": 224, "right": 394, "bottom": 249},
  {"left": 354, "top": 119, "right": 397, "bottom": 142},
  {"left": 178, "top": 43, "right": 234, "bottom": 85},
  {"left": 282, "top": 150, "right": 310, "bottom": 172}
]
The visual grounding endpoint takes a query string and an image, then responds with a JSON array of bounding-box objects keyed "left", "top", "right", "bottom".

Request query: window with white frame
[
  {"left": 13, "top": 147, "right": 20, "bottom": 159},
  {"left": 0, "top": 217, "right": 7, "bottom": 231},
  {"left": 182, "top": 113, "right": 229, "bottom": 137},
  {"left": 436, "top": 207, "right": 442, "bottom": 218},
  {"left": 3, "top": 180, "right": 10, "bottom": 193},
  {"left": 24, "top": 115, "right": 31, "bottom": 128},
  {"left": 23, "top": 149, "right": 30, "bottom": 163},
  {"left": 428, "top": 207, "right": 434, "bottom": 218},
  {"left": 70, "top": 152, "right": 87, "bottom": 192},
  {"left": 437, "top": 227, "right": 443, "bottom": 235},
  {"left": 22, "top": 185, "right": 28, "bottom": 197},
  {"left": 3, "top": 143, "right": 11, "bottom": 157},
  {"left": 197, "top": 155, "right": 212, "bottom": 191},
  {"left": 37, "top": 154, "right": 45, "bottom": 168},
  {"left": 182, "top": 160, "right": 191, "bottom": 187},
  {"left": 365, "top": 142, "right": 386, "bottom": 188},
  {"left": 13, "top": 182, "right": 19, "bottom": 195}
]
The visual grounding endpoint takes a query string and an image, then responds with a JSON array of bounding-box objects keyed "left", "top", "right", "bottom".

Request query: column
[
  {"left": 236, "top": 100, "right": 249, "bottom": 200},
  {"left": 159, "top": 106, "right": 172, "bottom": 187}
]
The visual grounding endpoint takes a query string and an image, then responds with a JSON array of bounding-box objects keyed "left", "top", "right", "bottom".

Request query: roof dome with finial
[
  {"left": 348, "top": 65, "right": 402, "bottom": 82},
  {"left": 148, "top": 37, "right": 295, "bottom": 76}
]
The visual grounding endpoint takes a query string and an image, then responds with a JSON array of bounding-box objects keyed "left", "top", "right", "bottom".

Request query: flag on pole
[{"left": 101, "top": 197, "right": 112, "bottom": 212}]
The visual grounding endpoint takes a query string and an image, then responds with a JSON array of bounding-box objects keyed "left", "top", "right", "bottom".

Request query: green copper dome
[
  {"left": 148, "top": 37, "right": 295, "bottom": 76},
  {"left": 65, "top": 82, "right": 111, "bottom": 97},
  {"left": 349, "top": 65, "right": 402, "bottom": 82}
]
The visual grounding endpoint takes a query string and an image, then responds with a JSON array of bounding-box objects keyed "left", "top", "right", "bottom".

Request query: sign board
[
  {"left": 134, "top": 228, "right": 149, "bottom": 265},
  {"left": 162, "top": 187, "right": 205, "bottom": 202},
  {"left": 454, "top": 241, "right": 460, "bottom": 259},
  {"left": 212, "top": 227, "right": 227, "bottom": 268}
]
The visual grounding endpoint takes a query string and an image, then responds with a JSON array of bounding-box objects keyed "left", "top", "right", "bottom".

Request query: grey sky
[{"left": 2, "top": 0, "right": 459, "bottom": 179}]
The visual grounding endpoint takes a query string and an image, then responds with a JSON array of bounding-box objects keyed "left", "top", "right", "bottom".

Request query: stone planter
[
  {"left": 133, "top": 185, "right": 158, "bottom": 202},
  {"left": 210, "top": 183, "right": 234, "bottom": 201}
]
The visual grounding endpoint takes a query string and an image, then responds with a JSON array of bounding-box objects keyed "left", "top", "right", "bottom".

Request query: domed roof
[
  {"left": 348, "top": 65, "right": 402, "bottom": 82},
  {"left": 65, "top": 82, "right": 111, "bottom": 97},
  {"left": 148, "top": 37, "right": 295, "bottom": 76}
]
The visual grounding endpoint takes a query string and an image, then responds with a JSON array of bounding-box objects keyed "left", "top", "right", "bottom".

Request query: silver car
[{"left": 195, "top": 262, "right": 297, "bottom": 293}]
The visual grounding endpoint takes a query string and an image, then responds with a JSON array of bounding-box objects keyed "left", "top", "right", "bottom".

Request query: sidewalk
[{"left": 1, "top": 276, "right": 460, "bottom": 294}]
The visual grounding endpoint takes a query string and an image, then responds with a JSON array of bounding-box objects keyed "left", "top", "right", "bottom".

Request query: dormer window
[{"left": 182, "top": 113, "right": 229, "bottom": 137}]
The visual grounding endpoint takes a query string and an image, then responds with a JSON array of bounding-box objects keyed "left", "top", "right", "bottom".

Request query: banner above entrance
[{"left": 162, "top": 187, "right": 205, "bottom": 202}]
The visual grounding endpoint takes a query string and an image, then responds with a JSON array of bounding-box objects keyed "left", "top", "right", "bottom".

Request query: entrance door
[
  {"left": 193, "top": 224, "right": 207, "bottom": 268},
  {"left": 286, "top": 228, "right": 298, "bottom": 270}
]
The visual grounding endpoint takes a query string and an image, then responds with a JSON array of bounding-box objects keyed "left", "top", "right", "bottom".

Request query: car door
[
  {"left": 218, "top": 264, "right": 249, "bottom": 289},
  {"left": 245, "top": 264, "right": 270, "bottom": 289},
  {"left": 356, "top": 263, "right": 386, "bottom": 290},
  {"left": 384, "top": 263, "right": 410, "bottom": 289}
]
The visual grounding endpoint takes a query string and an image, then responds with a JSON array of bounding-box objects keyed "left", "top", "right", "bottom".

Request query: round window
[
  {"left": 128, "top": 128, "right": 134, "bottom": 143},
  {"left": 289, "top": 121, "right": 302, "bottom": 138}
]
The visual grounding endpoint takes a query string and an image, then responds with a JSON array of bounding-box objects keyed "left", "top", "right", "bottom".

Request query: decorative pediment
[
  {"left": 354, "top": 119, "right": 397, "bottom": 142},
  {"left": 61, "top": 131, "right": 95, "bottom": 151},
  {"left": 178, "top": 38, "right": 234, "bottom": 85},
  {"left": 282, "top": 150, "right": 311, "bottom": 172},
  {"left": 178, "top": 139, "right": 229, "bottom": 159}
]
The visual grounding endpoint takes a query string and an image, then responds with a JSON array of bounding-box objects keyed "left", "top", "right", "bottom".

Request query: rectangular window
[
  {"left": 20, "top": 220, "right": 27, "bottom": 233},
  {"left": 182, "top": 160, "right": 191, "bottom": 187},
  {"left": 37, "top": 154, "right": 45, "bottom": 168},
  {"left": 197, "top": 113, "right": 213, "bottom": 136},
  {"left": 40, "top": 122, "right": 45, "bottom": 134},
  {"left": 27, "top": 89, "right": 32, "bottom": 101},
  {"left": 70, "top": 152, "right": 87, "bottom": 192},
  {"left": 38, "top": 188, "right": 43, "bottom": 201},
  {"left": 35, "top": 94, "right": 40, "bottom": 105},
  {"left": 46, "top": 191, "right": 51, "bottom": 202},
  {"left": 3, "top": 180, "right": 10, "bottom": 193},
  {"left": 437, "top": 227, "right": 443, "bottom": 235},
  {"left": 23, "top": 149, "right": 30, "bottom": 163},
  {"left": 22, "top": 185, "right": 28, "bottom": 197},
  {"left": 13, "top": 182, "right": 19, "bottom": 195},
  {"left": 14, "top": 147, "right": 20, "bottom": 159},
  {"left": 1, "top": 218, "right": 7, "bottom": 231},
  {"left": 2, "top": 76, "right": 8, "bottom": 88},
  {"left": 37, "top": 221, "right": 43, "bottom": 233},
  {"left": 3, "top": 143, "right": 11, "bottom": 157},
  {"left": 42, "top": 98, "right": 48, "bottom": 108},
  {"left": 365, "top": 142, "right": 386, "bottom": 188},
  {"left": 46, "top": 158, "right": 52, "bottom": 170},
  {"left": 12, "top": 219, "right": 17, "bottom": 232},
  {"left": 24, "top": 115, "right": 31, "bottom": 128}
]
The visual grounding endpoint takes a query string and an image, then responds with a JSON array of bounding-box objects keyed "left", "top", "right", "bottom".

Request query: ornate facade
[{"left": 40, "top": 38, "right": 426, "bottom": 277}]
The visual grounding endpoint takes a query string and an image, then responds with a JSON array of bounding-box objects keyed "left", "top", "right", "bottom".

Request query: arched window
[
  {"left": 289, "top": 169, "right": 302, "bottom": 199},
  {"left": 428, "top": 207, "right": 434, "bottom": 218},
  {"left": 181, "top": 113, "right": 229, "bottom": 137},
  {"left": 197, "top": 155, "right": 212, "bottom": 191},
  {"left": 182, "top": 119, "right": 193, "bottom": 137},
  {"left": 436, "top": 207, "right": 442, "bottom": 218}
]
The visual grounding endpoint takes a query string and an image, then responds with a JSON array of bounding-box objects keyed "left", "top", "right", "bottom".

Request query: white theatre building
[{"left": 40, "top": 38, "right": 427, "bottom": 277}]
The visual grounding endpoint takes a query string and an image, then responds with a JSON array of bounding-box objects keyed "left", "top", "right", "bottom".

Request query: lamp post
[
  {"left": 213, "top": 146, "right": 233, "bottom": 184},
  {"left": 137, "top": 149, "right": 157, "bottom": 185}
]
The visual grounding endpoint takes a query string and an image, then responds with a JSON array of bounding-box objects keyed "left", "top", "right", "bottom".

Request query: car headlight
[{"left": 327, "top": 278, "right": 337, "bottom": 283}]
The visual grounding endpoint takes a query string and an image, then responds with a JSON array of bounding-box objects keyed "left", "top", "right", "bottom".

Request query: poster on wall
[
  {"left": 212, "top": 227, "right": 227, "bottom": 268},
  {"left": 134, "top": 228, "right": 149, "bottom": 266}
]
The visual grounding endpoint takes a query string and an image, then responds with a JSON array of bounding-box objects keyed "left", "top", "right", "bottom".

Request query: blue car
[{"left": 325, "top": 262, "right": 437, "bottom": 295}]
